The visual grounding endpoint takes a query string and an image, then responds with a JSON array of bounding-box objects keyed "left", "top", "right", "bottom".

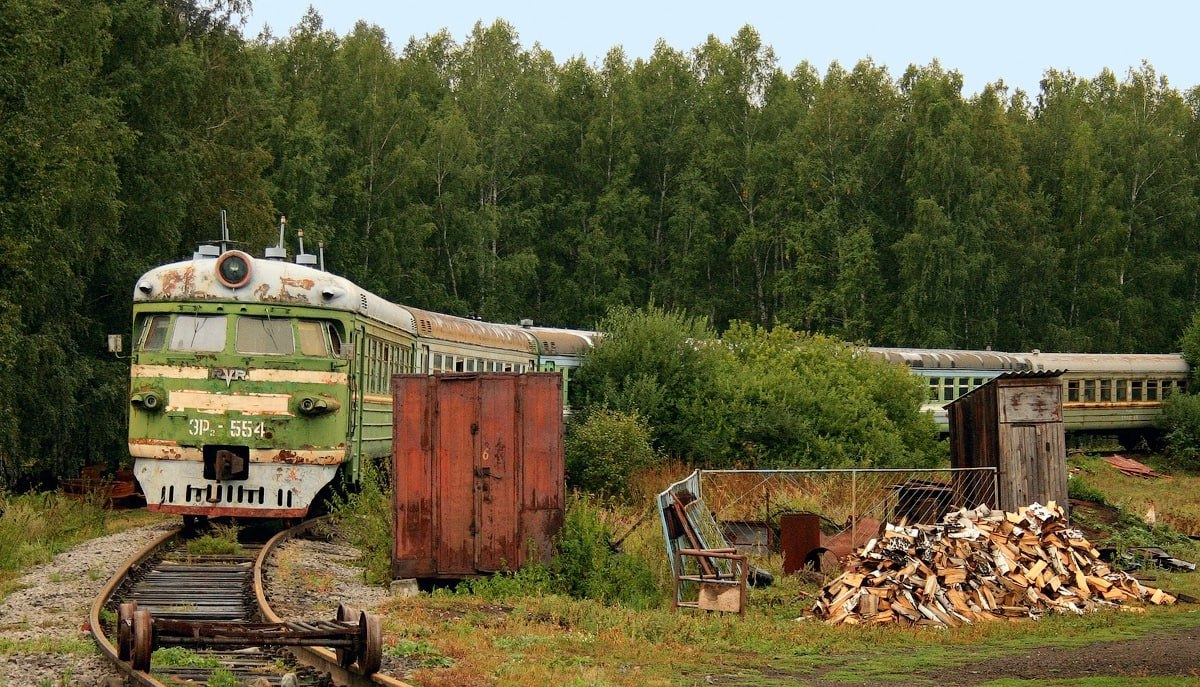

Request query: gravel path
[{"left": 0, "top": 521, "right": 175, "bottom": 687}]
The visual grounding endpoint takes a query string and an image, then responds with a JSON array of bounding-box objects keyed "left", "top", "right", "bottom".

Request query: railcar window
[
  {"left": 1131, "top": 380, "right": 1143, "bottom": 401},
  {"left": 433, "top": 353, "right": 443, "bottom": 372},
  {"left": 140, "top": 315, "right": 170, "bottom": 351},
  {"left": 169, "top": 315, "right": 227, "bottom": 352},
  {"left": 298, "top": 320, "right": 330, "bottom": 356},
  {"left": 1083, "top": 380, "right": 1096, "bottom": 402},
  {"left": 1116, "top": 380, "right": 1128, "bottom": 402},
  {"left": 1163, "top": 380, "right": 1175, "bottom": 398},
  {"left": 957, "top": 378, "right": 969, "bottom": 398},
  {"left": 928, "top": 377, "right": 940, "bottom": 401},
  {"left": 236, "top": 317, "right": 295, "bottom": 355},
  {"left": 328, "top": 324, "right": 344, "bottom": 357},
  {"left": 1147, "top": 380, "right": 1159, "bottom": 401},
  {"left": 1100, "top": 379, "right": 1112, "bottom": 402},
  {"left": 1067, "top": 380, "right": 1079, "bottom": 402},
  {"left": 466, "top": 359, "right": 476, "bottom": 372}
]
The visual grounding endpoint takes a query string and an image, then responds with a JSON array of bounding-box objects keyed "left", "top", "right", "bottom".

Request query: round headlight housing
[{"left": 215, "top": 251, "right": 253, "bottom": 288}]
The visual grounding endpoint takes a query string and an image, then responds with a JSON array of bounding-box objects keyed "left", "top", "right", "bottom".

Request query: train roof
[
  {"left": 133, "top": 250, "right": 549, "bottom": 352},
  {"left": 133, "top": 251, "right": 420, "bottom": 334},
  {"left": 521, "top": 326, "right": 597, "bottom": 356},
  {"left": 1026, "top": 351, "right": 1188, "bottom": 374},
  {"left": 405, "top": 305, "right": 538, "bottom": 353},
  {"left": 868, "top": 347, "right": 1032, "bottom": 371}
]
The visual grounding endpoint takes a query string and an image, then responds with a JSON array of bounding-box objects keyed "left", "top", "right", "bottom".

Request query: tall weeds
[{"left": 0, "top": 490, "right": 108, "bottom": 578}]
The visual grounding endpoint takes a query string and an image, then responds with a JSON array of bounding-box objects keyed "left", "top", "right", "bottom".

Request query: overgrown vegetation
[
  {"left": 462, "top": 495, "right": 660, "bottom": 608},
  {"left": 565, "top": 409, "right": 658, "bottom": 498},
  {"left": 0, "top": 489, "right": 164, "bottom": 596},
  {"left": 329, "top": 459, "right": 394, "bottom": 585},
  {"left": 186, "top": 522, "right": 242, "bottom": 556},
  {"left": 150, "top": 647, "right": 221, "bottom": 669},
  {"left": 572, "top": 307, "right": 943, "bottom": 479}
]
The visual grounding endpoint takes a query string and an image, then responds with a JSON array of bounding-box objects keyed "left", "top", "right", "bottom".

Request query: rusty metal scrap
[{"left": 812, "top": 502, "right": 1177, "bottom": 626}]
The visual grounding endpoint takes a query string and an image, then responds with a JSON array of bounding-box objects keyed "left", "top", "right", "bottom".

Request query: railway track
[{"left": 90, "top": 519, "right": 412, "bottom": 687}]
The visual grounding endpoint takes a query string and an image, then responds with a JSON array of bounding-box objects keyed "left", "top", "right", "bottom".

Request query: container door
[{"left": 474, "top": 375, "right": 519, "bottom": 572}]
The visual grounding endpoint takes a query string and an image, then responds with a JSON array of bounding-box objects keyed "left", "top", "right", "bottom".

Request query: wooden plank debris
[
  {"left": 1100, "top": 454, "right": 1164, "bottom": 479},
  {"left": 811, "top": 502, "right": 1176, "bottom": 627}
]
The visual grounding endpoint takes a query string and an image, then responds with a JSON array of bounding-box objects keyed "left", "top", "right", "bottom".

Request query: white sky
[{"left": 245, "top": 1, "right": 1198, "bottom": 97}]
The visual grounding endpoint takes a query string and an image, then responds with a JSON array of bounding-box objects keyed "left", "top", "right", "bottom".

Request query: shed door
[{"left": 474, "top": 376, "right": 519, "bottom": 571}]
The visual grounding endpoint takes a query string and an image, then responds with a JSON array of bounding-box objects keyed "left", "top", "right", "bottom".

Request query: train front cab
[{"left": 128, "top": 303, "right": 354, "bottom": 517}]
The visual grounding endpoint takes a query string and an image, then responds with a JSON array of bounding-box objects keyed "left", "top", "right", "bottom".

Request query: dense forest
[{"left": 3, "top": 0, "right": 1200, "bottom": 483}]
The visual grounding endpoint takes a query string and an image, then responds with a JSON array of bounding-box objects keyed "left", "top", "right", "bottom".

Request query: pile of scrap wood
[{"left": 812, "top": 502, "right": 1176, "bottom": 626}]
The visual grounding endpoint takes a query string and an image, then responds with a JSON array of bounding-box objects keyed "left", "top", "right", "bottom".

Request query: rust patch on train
[
  {"left": 130, "top": 438, "right": 179, "bottom": 447},
  {"left": 280, "top": 277, "right": 316, "bottom": 290},
  {"left": 159, "top": 266, "right": 195, "bottom": 298},
  {"left": 251, "top": 281, "right": 312, "bottom": 304}
]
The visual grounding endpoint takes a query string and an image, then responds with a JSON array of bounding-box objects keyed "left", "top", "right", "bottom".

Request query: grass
[
  {"left": 0, "top": 489, "right": 169, "bottom": 600},
  {"left": 186, "top": 521, "right": 243, "bottom": 556}
]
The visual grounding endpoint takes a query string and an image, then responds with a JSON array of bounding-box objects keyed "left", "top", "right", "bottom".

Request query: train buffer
[{"left": 119, "top": 602, "right": 382, "bottom": 675}]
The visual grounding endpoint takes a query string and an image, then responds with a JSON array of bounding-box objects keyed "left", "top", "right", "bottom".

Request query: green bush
[
  {"left": 1159, "top": 393, "right": 1200, "bottom": 470},
  {"left": 573, "top": 307, "right": 943, "bottom": 469},
  {"left": 565, "top": 409, "right": 658, "bottom": 498},
  {"left": 330, "top": 459, "right": 393, "bottom": 585},
  {"left": 550, "top": 495, "right": 659, "bottom": 608},
  {"left": 462, "top": 495, "right": 659, "bottom": 608}
]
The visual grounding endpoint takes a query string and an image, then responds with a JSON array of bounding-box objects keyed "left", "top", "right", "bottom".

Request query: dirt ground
[{"left": 925, "top": 625, "right": 1200, "bottom": 684}]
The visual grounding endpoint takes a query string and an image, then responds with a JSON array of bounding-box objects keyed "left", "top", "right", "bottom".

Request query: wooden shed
[
  {"left": 391, "top": 373, "right": 564, "bottom": 580},
  {"left": 947, "top": 371, "right": 1067, "bottom": 512}
]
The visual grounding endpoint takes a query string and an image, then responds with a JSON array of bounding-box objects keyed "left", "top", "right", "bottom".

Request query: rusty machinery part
[
  {"left": 132, "top": 609, "right": 384, "bottom": 675},
  {"left": 335, "top": 603, "right": 360, "bottom": 668},
  {"left": 130, "top": 608, "right": 154, "bottom": 672},
  {"left": 358, "top": 609, "right": 383, "bottom": 675},
  {"left": 117, "top": 601, "right": 137, "bottom": 661}
]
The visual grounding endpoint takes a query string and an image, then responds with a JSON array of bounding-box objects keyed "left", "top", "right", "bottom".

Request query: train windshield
[
  {"left": 169, "top": 315, "right": 227, "bottom": 352},
  {"left": 236, "top": 317, "right": 295, "bottom": 355}
]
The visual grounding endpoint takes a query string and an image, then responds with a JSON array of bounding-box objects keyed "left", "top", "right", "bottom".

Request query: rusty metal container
[
  {"left": 391, "top": 373, "right": 564, "bottom": 580},
  {"left": 778, "top": 512, "right": 822, "bottom": 575}
]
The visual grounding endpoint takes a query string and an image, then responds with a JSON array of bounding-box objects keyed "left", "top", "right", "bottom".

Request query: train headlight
[
  {"left": 295, "top": 394, "right": 341, "bottom": 416},
  {"left": 215, "top": 250, "right": 253, "bottom": 288},
  {"left": 131, "top": 390, "right": 164, "bottom": 412}
]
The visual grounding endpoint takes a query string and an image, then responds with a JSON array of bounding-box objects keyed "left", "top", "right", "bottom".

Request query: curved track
[{"left": 91, "top": 520, "right": 413, "bottom": 687}]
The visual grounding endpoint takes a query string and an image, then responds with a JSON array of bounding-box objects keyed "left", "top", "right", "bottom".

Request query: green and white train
[{"left": 127, "top": 245, "right": 592, "bottom": 519}]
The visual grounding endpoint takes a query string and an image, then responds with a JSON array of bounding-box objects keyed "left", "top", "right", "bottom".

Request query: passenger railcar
[
  {"left": 870, "top": 348, "right": 1189, "bottom": 436},
  {"left": 127, "top": 246, "right": 582, "bottom": 519}
]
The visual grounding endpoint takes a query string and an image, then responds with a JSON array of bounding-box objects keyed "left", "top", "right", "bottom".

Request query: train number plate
[{"left": 188, "top": 418, "right": 266, "bottom": 439}]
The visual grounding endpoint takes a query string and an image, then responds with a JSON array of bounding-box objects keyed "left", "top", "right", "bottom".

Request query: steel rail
[
  {"left": 89, "top": 525, "right": 182, "bottom": 687},
  {"left": 254, "top": 518, "right": 415, "bottom": 687}
]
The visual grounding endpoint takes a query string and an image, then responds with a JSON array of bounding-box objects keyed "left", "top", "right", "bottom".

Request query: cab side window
[{"left": 139, "top": 315, "right": 170, "bottom": 351}]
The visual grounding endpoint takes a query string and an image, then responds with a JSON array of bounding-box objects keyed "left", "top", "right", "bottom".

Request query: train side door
[{"left": 349, "top": 325, "right": 367, "bottom": 481}]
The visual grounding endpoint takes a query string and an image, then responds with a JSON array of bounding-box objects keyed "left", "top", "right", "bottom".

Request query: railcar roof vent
[
  {"left": 520, "top": 318, "right": 534, "bottom": 328},
  {"left": 265, "top": 215, "right": 288, "bottom": 260},
  {"left": 296, "top": 253, "right": 317, "bottom": 266},
  {"left": 193, "top": 244, "right": 220, "bottom": 260}
]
